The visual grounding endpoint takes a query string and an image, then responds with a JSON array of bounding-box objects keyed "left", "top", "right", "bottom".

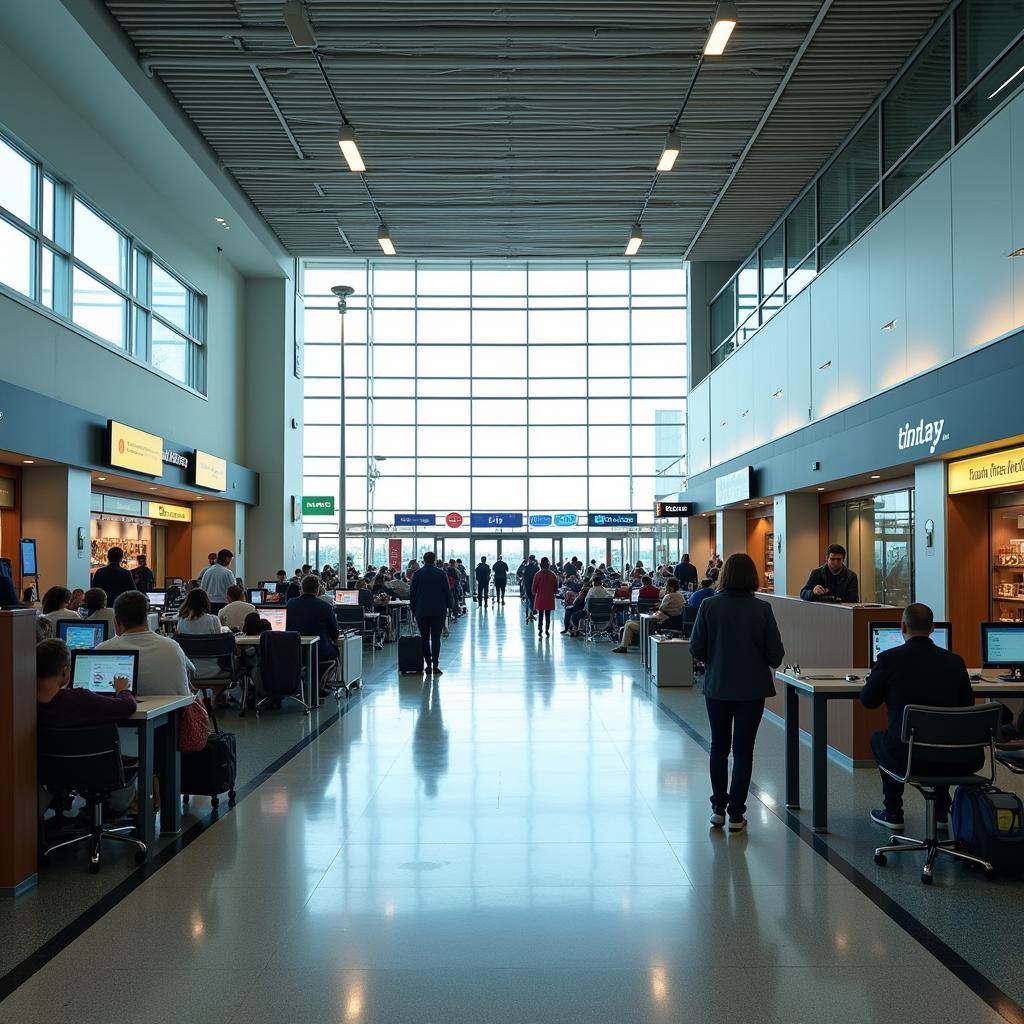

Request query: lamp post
[{"left": 332, "top": 285, "right": 354, "bottom": 567}]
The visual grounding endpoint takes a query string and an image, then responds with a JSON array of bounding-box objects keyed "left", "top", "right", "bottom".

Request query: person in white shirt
[
  {"left": 200, "top": 549, "right": 236, "bottom": 610},
  {"left": 175, "top": 588, "right": 224, "bottom": 679},
  {"left": 40, "top": 586, "right": 80, "bottom": 634},
  {"left": 583, "top": 574, "right": 611, "bottom": 609},
  {"left": 614, "top": 578, "right": 685, "bottom": 653},
  {"left": 97, "top": 591, "right": 193, "bottom": 697},
  {"left": 83, "top": 588, "right": 118, "bottom": 635},
  {"left": 218, "top": 585, "right": 257, "bottom": 631}
]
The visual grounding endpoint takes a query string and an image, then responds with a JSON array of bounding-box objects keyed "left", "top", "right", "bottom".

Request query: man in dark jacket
[
  {"left": 492, "top": 556, "right": 509, "bottom": 605},
  {"left": 91, "top": 547, "right": 136, "bottom": 607},
  {"left": 286, "top": 574, "right": 340, "bottom": 667},
  {"left": 799, "top": 544, "right": 860, "bottom": 603},
  {"left": 860, "top": 603, "right": 979, "bottom": 830},
  {"left": 521, "top": 555, "right": 539, "bottom": 622},
  {"left": 474, "top": 556, "right": 492, "bottom": 607},
  {"left": 409, "top": 551, "right": 455, "bottom": 675},
  {"left": 673, "top": 554, "right": 698, "bottom": 590}
]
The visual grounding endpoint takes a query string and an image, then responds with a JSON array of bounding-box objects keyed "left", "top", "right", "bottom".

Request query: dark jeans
[
  {"left": 536, "top": 608, "right": 551, "bottom": 632},
  {"left": 567, "top": 606, "right": 587, "bottom": 632},
  {"left": 417, "top": 615, "right": 445, "bottom": 667},
  {"left": 869, "top": 730, "right": 980, "bottom": 817},
  {"left": 495, "top": 579, "right": 507, "bottom": 600},
  {"left": 705, "top": 697, "right": 765, "bottom": 817}
]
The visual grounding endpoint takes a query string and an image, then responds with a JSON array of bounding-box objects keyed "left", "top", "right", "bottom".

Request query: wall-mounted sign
[
  {"left": 163, "top": 449, "right": 189, "bottom": 470},
  {"left": 655, "top": 501, "right": 694, "bottom": 518},
  {"left": 146, "top": 501, "right": 192, "bottom": 523},
  {"left": 588, "top": 513, "right": 638, "bottom": 527},
  {"left": 302, "top": 495, "right": 336, "bottom": 516},
  {"left": 394, "top": 514, "right": 436, "bottom": 527},
  {"left": 101, "top": 494, "right": 144, "bottom": 516},
  {"left": 193, "top": 450, "right": 226, "bottom": 491},
  {"left": 715, "top": 466, "right": 752, "bottom": 506},
  {"left": 948, "top": 446, "right": 1024, "bottom": 495},
  {"left": 0, "top": 477, "right": 14, "bottom": 510},
  {"left": 554, "top": 513, "right": 578, "bottom": 527},
  {"left": 109, "top": 420, "right": 163, "bottom": 477},
  {"left": 898, "top": 416, "right": 947, "bottom": 456},
  {"left": 388, "top": 538, "right": 402, "bottom": 571},
  {"left": 445, "top": 512, "right": 464, "bottom": 528},
  {"left": 470, "top": 513, "right": 523, "bottom": 529},
  {"left": 529, "top": 515, "right": 553, "bottom": 527}
]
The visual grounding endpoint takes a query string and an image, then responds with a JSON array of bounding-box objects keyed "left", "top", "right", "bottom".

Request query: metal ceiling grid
[{"left": 101, "top": 1, "right": 945, "bottom": 261}]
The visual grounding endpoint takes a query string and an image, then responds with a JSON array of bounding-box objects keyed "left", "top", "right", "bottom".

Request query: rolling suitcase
[
  {"left": 181, "top": 704, "right": 237, "bottom": 809},
  {"left": 398, "top": 634, "right": 424, "bottom": 674}
]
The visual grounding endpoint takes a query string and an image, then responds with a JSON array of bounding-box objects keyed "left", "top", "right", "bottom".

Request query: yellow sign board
[
  {"left": 109, "top": 421, "right": 163, "bottom": 477},
  {"left": 948, "top": 447, "right": 1024, "bottom": 495},
  {"left": 145, "top": 501, "right": 192, "bottom": 523},
  {"left": 194, "top": 449, "right": 227, "bottom": 491}
]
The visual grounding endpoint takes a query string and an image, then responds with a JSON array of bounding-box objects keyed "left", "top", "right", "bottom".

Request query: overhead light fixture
[
  {"left": 871, "top": 475, "right": 881, "bottom": 480},
  {"left": 624, "top": 223, "right": 644, "bottom": 256},
  {"left": 214, "top": 216, "right": 225, "bottom": 223},
  {"left": 817, "top": 486, "right": 825, "bottom": 491},
  {"left": 988, "top": 62, "right": 1024, "bottom": 100},
  {"left": 377, "top": 223, "right": 396, "bottom": 255},
  {"left": 881, "top": 319, "right": 898, "bottom": 331},
  {"left": 283, "top": 1, "right": 317, "bottom": 48},
  {"left": 704, "top": 1, "right": 737, "bottom": 56},
  {"left": 818, "top": 359, "right": 832, "bottom": 370},
  {"left": 656, "top": 132, "right": 681, "bottom": 173},
  {"left": 1009, "top": 247, "right": 1024, "bottom": 258},
  {"left": 337, "top": 126, "right": 366, "bottom": 172},
  {"left": 97, "top": 476, "right": 106, "bottom": 481},
  {"left": 22, "top": 459, "right": 34, "bottom": 464}
]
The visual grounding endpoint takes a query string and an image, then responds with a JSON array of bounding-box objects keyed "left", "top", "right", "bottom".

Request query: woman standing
[
  {"left": 688, "top": 553, "right": 784, "bottom": 832},
  {"left": 531, "top": 556, "right": 558, "bottom": 637}
]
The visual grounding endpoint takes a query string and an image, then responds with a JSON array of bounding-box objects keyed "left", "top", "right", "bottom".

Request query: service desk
[{"left": 756, "top": 594, "right": 901, "bottom": 763}]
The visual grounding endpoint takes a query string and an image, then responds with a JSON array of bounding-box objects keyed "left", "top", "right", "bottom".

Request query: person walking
[
  {"left": 409, "top": 551, "right": 455, "bottom": 675},
  {"left": 688, "top": 553, "right": 784, "bottom": 833},
  {"left": 492, "top": 555, "right": 509, "bottom": 605},
  {"left": 474, "top": 556, "right": 492, "bottom": 608},
  {"left": 531, "top": 557, "right": 558, "bottom": 637},
  {"left": 521, "top": 555, "right": 539, "bottom": 622}
]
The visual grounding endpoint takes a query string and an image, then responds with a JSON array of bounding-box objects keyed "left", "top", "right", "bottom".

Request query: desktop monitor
[
  {"left": 631, "top": 588, "right": 641, "bottom": 602},
  {"left": 58, "top": 619, "right": 109, "bottom": 650},
  {"left": 336, "top": 591, "right": 359, "bottom": 606},
  {"left": 146, "top": 591, "right": 166, "bottom": 608},
  {"left": 869, "top": 621, "right": 951, "bottom": 667},
  {"left": 260, "top": 608, "right": 287, "bottom": 631},
  {"left": 248, "top": 589, "right": 266, "bottom": 605},
  {"left": 259, "top": 580, "right": 281, "bottom": 592},
  {"left": 981, "top": 622, "right": 1024, "bottom": 679},
  {"left": 164, "top": 577, "right": 184, "bottom": 590},
  {"left": 70, "top": 650, "right": 139, "bottom": 694}
]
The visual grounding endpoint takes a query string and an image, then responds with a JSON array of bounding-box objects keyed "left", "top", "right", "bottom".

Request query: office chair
[
  {"left": 873, "top": 702, "right": 1003, "bottom": 884},
  {"left": 256, "top": 630, "right": 310, "bottom": 715},
  {"left": 175, "top": 634, "right": 242, "bottom": 708},
  {"left": 38, "top": 725, "right": 147, "bottom": 873},
  {"left": 584, "top": 597, "right": 617, "bottom": 642},
  {"left": 338, "top": 604, "right": 384, "bottom": 649}
]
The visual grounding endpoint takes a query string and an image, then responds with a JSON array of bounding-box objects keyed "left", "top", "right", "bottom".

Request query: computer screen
[
  {"left": 982, "top": 623, "right": 1024, "bottom": 667},
  {"left": 146, "top": 592, "right": 165, "bottom": 608},
  {"left": 248, "top": 589, "right": 266, "bottom": 605},
  {"left": 336, "top": 591, "right": 359, "bottom": 605},
  {"left": 164, "top": 577, "right": 184, "bottom": 590},
  {"left": 261, "top": 608, "right": 287, "bottom": 631},
  {"left": 631, "top": 588, "right": 641, "bottom": 602},
  {"left": 259, "top": 581, "right": 281, "bottom": 592},
  {"left": 58, "top": 620, "right": 108, "bottom": 649},
  {"left": 869, "top": 622, "right": 951, "bottom": 666},
  {"left": 70, "top": 651, "right": 139, "bottom": 694}
]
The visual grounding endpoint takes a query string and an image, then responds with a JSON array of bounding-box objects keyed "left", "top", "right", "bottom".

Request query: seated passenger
[
  {"left": 688, "top": 577, "right": 716, "bottom": 611},
  {"left": 860, "top": 603, "right": 980, "bottom": 831},
  {"left": 83, "top": 587, "right": 118, "bottom": 634},
  {"left": 176, "top": 588, "right": 224, "bottom": 679},
  {"left": 218, "top": 585, "right": 257, "bottom": 631},
  {"left": 68, "top": 588, "right": 85, "bottom": 613},
  {"left": 40, "top": 587, "right": 80, "bottom": 634},
  {"left": 286, "top": 574, "right": 340, "bottom": 668},
  {"left": 613, "top": 578, "right": 684, "bottom": 653}
]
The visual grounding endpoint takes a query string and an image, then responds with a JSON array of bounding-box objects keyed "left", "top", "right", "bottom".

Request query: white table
[
  {"left": 235, "top": 634, "right": 320, "bottom": 708},
  {"left": 126, "top": 693, "right": 193, "bottom": 853},
  {"left": 776, "top": 667, "right": 1024, "bottom": 833}
]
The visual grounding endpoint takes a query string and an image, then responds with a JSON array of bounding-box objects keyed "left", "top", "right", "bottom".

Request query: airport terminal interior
[{"left": 2, "top": 1, "right": 1024, "bottom": 1021}]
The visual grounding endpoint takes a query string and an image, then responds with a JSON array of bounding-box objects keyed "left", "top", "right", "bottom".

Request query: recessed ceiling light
[
  {"left": 817, "top": 486, "right": 825, "bottom": 491},
  {"left": 704, "top": 1, "right": 737, "bottom": 56},
  {"left": 22, "top": 459, "right": 34, "bottom": 464},
  {"left": 97, "top": 476, "right": 106, "bottom": 481},
  {"left": 871, "top": 475, "right": 881, "bottom": 480},
  {"left": 214, "top": 217, "right": 225, "bottom": 223},
  {"left": 149, "top": 486, "right": 158, "bottom": 490}
]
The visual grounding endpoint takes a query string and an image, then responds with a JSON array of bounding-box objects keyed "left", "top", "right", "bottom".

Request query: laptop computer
[
  {"left": 260, "top": 608, "right": 287, "bottom": 631},
  {"left": 69, "top": 650, "right": 140, "bottom": 695},
  {"left": 146, "top": 591, "right": 166, "bottom": 608},
  {"left": 57, "top": 619, "right": 109, "bottom": 650}
]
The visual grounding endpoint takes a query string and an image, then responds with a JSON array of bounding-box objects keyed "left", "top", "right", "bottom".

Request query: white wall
[{"left": 689, "top": 87, "right": 1024, "bottom": 474}]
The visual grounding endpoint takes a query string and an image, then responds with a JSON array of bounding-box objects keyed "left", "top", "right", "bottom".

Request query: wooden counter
[{"left": 756, "top": 594, "right": 902, "bottom": 764}]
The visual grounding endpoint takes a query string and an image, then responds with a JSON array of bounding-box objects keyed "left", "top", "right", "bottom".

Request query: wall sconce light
[{"left": 881, "top": 319, "right": 898, "bottom": 332}]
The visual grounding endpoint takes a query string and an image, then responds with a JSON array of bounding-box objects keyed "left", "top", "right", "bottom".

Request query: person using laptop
[
  {"left": 97, "top": 591, "right": 194, "bottom": 697},
  {"left": 860, "top": 602, "right": 979, "bottom": 831},
  {"left": 800, "top": 543, "right": 860, "bottom": 603},
  {"left": 286, "top": 574, "right": 340, "bottom": 676},
  {"left": 612, "top": 578, "right": 683, "bottom": 653},
  {"left": 218, "top": 585, "right": 256, "bottom": 632},
  {"left": 40, "top": 587, "right": 80, "bottom": 634},
  {"left": 83, "top": 588, "right": 118, "bottom": 634}
]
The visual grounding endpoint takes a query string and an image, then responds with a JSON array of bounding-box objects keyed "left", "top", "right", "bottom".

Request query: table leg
[
  {"left": 785, "top": 683, "right": 800, "bottom": 809},
  {"left": 137, "top": 721, "right": 156, "bottom": 853},
  {"left": 811, "top": 694, "right": 828, "bottom": 833},
  {"left": 159, "top": 713, "right": 182, "bottom": 836}
]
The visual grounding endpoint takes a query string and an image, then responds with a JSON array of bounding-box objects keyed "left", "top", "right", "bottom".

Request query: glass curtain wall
[{"left": 300, "top": 259, "right": 686, "bottom": 555}]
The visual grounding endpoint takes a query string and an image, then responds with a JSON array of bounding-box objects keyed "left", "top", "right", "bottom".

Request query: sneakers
[
  {"left": 710, "top": 809, "right": 726, "bottom": 828},
  {"left": 870, "top": 808, "right": 905, "bottom": 831},
  {"left": 727, "top": 817, "right": 747, "bottom": 833},
  {"left": 611, "top": 647, "right": 628, "bottom": 654}
]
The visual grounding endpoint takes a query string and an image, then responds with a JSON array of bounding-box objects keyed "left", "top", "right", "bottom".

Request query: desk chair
[
  {"left": 584, "top": 597, "right": 616, "bottom": 642},
  {"left": 38, "top": 725, "right": 147, "bottom": 873},
  {"left": 658, "top": 613, "right": 686, "bottom": 639},
  {"left": 996, "top": 748, "right": 1024, "bottom": 775},
  {"left": 873, "top": 702, "right": 1003, "bottom": 884},
  {"left": 256, "top": 630, "right": 310, "bottom": 715},
  {"left": 175, "top": 634, "right": 242, "bottom": 707},
  {"left": 338, "top": 604, "right": 384, "bottom": 649}
]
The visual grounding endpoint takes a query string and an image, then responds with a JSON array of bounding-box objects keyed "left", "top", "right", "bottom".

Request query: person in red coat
[{"left": 531, "top": 557, "right": 558, "bottom": 637}]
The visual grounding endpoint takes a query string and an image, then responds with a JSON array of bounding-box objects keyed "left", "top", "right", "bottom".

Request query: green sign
[{"left": 302, "top": 495, "right": 336, "bottom": 516}]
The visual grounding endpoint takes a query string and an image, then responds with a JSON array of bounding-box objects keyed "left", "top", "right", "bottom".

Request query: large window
[
  {"left": 301, "top": 259, "right": 686, "bottom": 536},
  {"left": 0, "top": 127, "right": 206, "bottom": 391}
]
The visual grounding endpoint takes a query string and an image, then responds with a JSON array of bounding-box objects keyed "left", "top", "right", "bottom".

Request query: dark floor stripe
[
  {"left": 0, "top": 690, "right": 365, "bottom": 1002},
  {"left": 650, "top": 693, "right": 1024, "bottom": 1024}
]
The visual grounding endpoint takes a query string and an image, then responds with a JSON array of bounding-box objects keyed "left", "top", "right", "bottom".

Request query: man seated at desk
[
  {"left": 800, "top": 543, "right": 860, "bottom": 603},
  {"left": 859, "top": 602, "right": 979, "bottom": 831},
  {"left": 286, "top": 574, "right": 340, "bottom": 686}
]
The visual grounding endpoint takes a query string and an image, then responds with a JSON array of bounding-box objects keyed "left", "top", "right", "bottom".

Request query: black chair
[
  {"left": 256, "top": 630, "right": 309, "bottom": 715},
  {"left": 996, "top": 748, "right": 1024, "bottom": 775},
  {"left": 175, "top": 633, "right": 242, "bottom": 706},
  {"left": 636, "top": 598, "right": 660, "bottom": 615},
  {"left": 584, "top": 597, "right": 616, "bottom": 642},
  {"left": 873, "top": 702, "right": 1003, "bottom": 884},
  {"left": 38, "top": 725, "right": 147, "bottom": 873},
  {"left": 338, "top": 604, "right": 383, "bottom": 648}
]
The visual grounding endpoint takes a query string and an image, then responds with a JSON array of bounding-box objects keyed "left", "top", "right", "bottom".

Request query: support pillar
[
  {"left": 716, "top": 508, "right": 747, "bottom": 561},
  {"left": 772, "top": 492, "right": 821, "bottom": 597},
  {"left": 914, "top": 461, "right": 948, "bottom": 618},
  {"left": 20, "top": 466, "right": 92, "bottom": 592}
]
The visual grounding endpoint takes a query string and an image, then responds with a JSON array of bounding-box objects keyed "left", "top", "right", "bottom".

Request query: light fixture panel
[
  {"left": 283, "top": 1, "right": 317, "bottom": 48},
  {"left": 704, "top": 1, "right": 737, "bottom": 56}
]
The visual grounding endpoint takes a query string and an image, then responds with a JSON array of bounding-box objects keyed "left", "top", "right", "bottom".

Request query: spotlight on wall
[
  {"left": 881, "top": 319, "right": 898, "bottom": 331},
  {"left": 704, "top": 1, "right": 738, "bottom": 56},
  {"left": 624, "top": 223, "right": 644, "bottom": 256},
  {"left": 657, "top": 132, "right": 681, "bottom": 173},
  {"left": 1010, "top": 247, "right": 1024, "bottom": 258},
  {"left": 818, "top": 359, "right": 832, "bottom": 370},
  {"left": 771, "top": 389, "right": 783, "bottom": 399}
]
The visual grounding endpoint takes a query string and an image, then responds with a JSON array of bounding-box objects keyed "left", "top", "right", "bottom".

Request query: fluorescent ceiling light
[
  {"left": 377, "top": 224, "right": 396, "bottom": 255},
  {"left": 337, "top": 126, "right": 366, "bottom": 172},
  {"left": 988, "top": 63, "right": 1024, "bottom": 100},
  {"left": 704, "top": 2, "right": 737, "bottom": 56},
  {"left": 283, "top": 1, "right": 317, "bottom": 48},
  {"left": 657, "top": 132, "right": 681, "bottom": 172},
  {"left": 624, "top": 224, "right": 643, "bottom": 256}
]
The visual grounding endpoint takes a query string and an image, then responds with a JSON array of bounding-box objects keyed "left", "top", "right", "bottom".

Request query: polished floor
[{"left": 0, "top": 602, "right": 1015, "bottom": 1023}]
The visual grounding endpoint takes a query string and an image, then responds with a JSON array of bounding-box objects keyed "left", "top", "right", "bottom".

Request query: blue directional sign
[
  {"left": 553, "top": 513, "right": 578, "bottom": 527},
  {"left": 529, "top": 515, "right": 553, "bottom": 527},
  {"left": 394, "top": 514, "right": 436, "bottom": 527},
  {"left": 588, "top": 513, "right": 638, "bottom": 527},
  {"left": 470, "top": 513, "right": 524, "bottom": 528}
]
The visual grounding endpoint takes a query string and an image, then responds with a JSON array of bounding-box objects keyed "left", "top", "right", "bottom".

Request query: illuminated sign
[
  {"left": 470, "top": 513, "right": 523, "bottom": 528},
  {"left": 588, "top": 513, "right": 638, "bottom": 527},
  {"left": 554, "top": 513, "right": 578, "bottom": 527},
  {"left": 109, "top": 421, "right": 163, "bottom": 477},
  {"left": 949, "top": 447, "right": 1024, "bottom": 495},
  {"left": 193, "top": 450, "right": 227, "bottom": 491},
  {"left": 715, "top": 466, "right": 752, "bottom": 506},
  {"left": 145, "top": 501, "right": 192, "bottom": 523},
  {"left": 656, "top": 501, "right": 694, "bottom": 518},
  {"left": 395, "top": 514, "right": 435, "bottom": 526},
  {"left": 302, "top": 495, "right": 336, "bottom": 516}
]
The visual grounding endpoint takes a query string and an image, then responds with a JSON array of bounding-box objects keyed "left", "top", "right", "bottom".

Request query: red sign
[
  {"left": 445, "top": 512, "right": 464, "bottom": 529},
  {"left": 388, "top": 538, "right": 402, "bottom": 572}
]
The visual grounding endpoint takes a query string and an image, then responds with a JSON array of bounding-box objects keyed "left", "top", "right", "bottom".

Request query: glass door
[
  {"left": 499, "top": 537, "right": 527, "bottom": 570},
  {"left": 469, "top": 536, "right": 500, "bottom": 601},
  {"left": 560, "top": 535, "right": 587, "bottom": 566},
  {"left": 431, "top": 537, "right": 446, "bottom": 563}
]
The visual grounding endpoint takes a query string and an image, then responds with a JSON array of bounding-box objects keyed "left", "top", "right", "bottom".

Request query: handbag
[{"left": 178, "top": 694, "right": 211, "bottom": 753}]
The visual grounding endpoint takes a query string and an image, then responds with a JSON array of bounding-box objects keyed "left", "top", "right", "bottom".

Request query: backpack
[{"left": 951, "top": 785, "right": 1024, "bottom": 875}]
